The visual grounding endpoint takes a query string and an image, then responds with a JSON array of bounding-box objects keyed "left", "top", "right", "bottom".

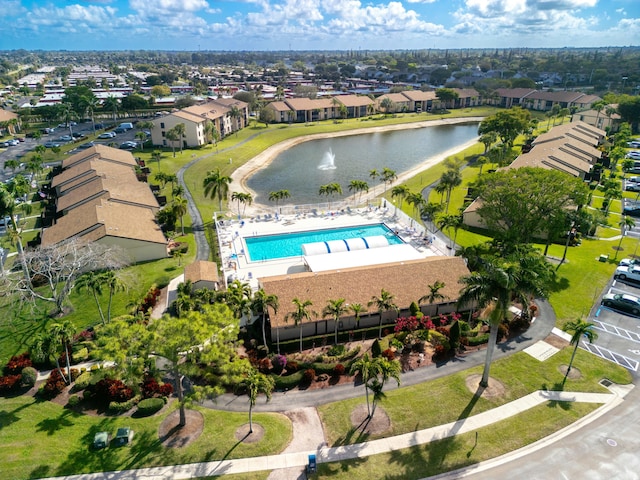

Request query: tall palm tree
[
  {"left": 286, "top": 298, "right": 314, "bottom": 353},
  {"left": 268, "top": 190, "right": 290, "bottom": 210},
  {"left": 562, "top": 318, "right": 598, "bottom": 383},
  {"left": 49, "top": 320, "right": 76, "bottom": 384},
  {"left": 0, "top": 185, "right": 29, "bottom": 280},
  {"left": 457, "top": 259, "right": 520, "bottom": 388},
  {"left": 349, "top": 303, "right": 366, "bottom": 331},
  {"left": 381, "top": 167, "right": 397, "bottom": 195},
  {"left": 323, "top": 298, "right": 348, "bottom": 345},
  {"left": 251, "top": 289, "right": 279, "bottom": 351},
  {"left": 349, "top": 353, "right": 381, "bottom": 418},
  {"left": 348, "top": 180, "right": 369, "bottom": 206},
  {"left": 203, "top": 168, "right": 232, "bottom": 211},
  {"left": 391, "top": 185, "right": 411, "bottom": 211},
  {"left": 439, "top": 168, "right": 462, "bottom": 213},
  {"left": 152, "top": 150, "right": 163, "bottom": 171},
  {"left": 319, "top": 183, "right": 342, "bottom": 210},
  {"left": 368, "top": 289, "right": 398, "bottom": 338},
  {"left": 241, "top": 367, "right": 274, "bottom": 434},
  {"left": 172, "top": 196, "right": 188, "bottom": 236},
  {"left": 76, "top": 271, "right": 107, "bottom": 325},
  {"left": 103, "top": 269, "right": 126, "bottom": 323},
  {"left": 232, "top": 191, "right": 253, "bottom": 218},
  {"left": 371, "top": 357, "right": 401, "bottom": 416},
  {"left": 615, "top": 215, "right": 636, "bottom": 261},
  {"left": 174, "top": 123, "right": 186, "bottom": 154},
  {"left": 419, "top": 280, "right": 448, "bottom": 316},
  {"left": 438, "top": 213, "right": 463, "bottom": 250},
  {"left": 165, "top": 128, "right": 180, "bottom": 158}
]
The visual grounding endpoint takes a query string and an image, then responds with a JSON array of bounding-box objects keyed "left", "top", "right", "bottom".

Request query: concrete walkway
[{"left": 42, "top": 384, "right": 633, "bottom": 480}]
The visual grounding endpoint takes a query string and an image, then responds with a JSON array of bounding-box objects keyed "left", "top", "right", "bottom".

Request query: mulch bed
[
  {"left": 158, "top": 409, "right": 204, "bottom": 448},
  {"left": 349, "top": 404, "right": 391, "bottom": 435}
]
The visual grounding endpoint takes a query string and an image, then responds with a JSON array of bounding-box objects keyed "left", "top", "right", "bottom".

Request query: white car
[
  {"left": 618, "top": 258, "right": 639, "bottom": 267},
  {"left": 98, "top": 131, "right": 116, "bottom": 139},
  {"left": 627, "top": 151, "right": 640, "bottom": 160},
  {"left": 614, "top": 265, "right": 640, "bottom": 282}
]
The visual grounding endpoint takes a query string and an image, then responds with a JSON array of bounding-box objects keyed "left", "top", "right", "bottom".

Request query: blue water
[{"left": 245, "top": 224, "right": 402, "bottom": 261}]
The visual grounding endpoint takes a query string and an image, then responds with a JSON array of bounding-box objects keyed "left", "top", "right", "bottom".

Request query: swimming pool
[{"left": 244, "top": 224, "right": 402, "bottom": 261}]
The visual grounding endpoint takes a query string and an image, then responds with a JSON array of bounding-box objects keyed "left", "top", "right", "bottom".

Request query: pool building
[{"left": 214, "top": 205, "right": 471, "bottom": 344}]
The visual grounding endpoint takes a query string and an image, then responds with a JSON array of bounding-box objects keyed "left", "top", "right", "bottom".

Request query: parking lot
[{"left": 591, "top": 272, "right": 640, "bottom": 374}]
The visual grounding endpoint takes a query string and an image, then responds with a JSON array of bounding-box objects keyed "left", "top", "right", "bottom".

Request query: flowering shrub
[
  {"left": 73, "top": 329, "right": 95, "bottom": 342},
  {"left": 382, "top": 349, "right": 396, "bottom": 361},
  {"left": 257, "top": 357, "right": 272, "bottom": 374},
  {"left": 41, "top": 369, "right": 66, "bottom": 399},
  {"left": 141, "top": 376, "right": 161, "bottom": 398},
  {"left": 436, "top": 326, "right": 450, "bottom": 338},
  {"left": 433, "top": 344, "right": 447, "bottom": 358},
  {"left": 333, "top": 364, "right": 346, "bottom": 376},
  {"left": 94, "top": 378, "right": 134, "bottom": 404},
  {"left": 4, "top": 353, "right": 33, "bottom": 375},
  {"left": 271, "top": 354, "right": 287, "bottom": 374},
  {"left": 420, "top": 316, "right": 435, "bottom": 331},
  {"left": 159, "top": 383, "right": 173, "bottom": 397},
  {"left": 394, "top": 316, "right": 420, "bottom": 333},
  {"left": 0, "top": 374, "right": 21, "bottom": 392},
  {"left": 303, "top": 368, "right": 316, "bottom": 383},
  {"left": 286, "top": 360, "right": 299, "bottom": 373}
]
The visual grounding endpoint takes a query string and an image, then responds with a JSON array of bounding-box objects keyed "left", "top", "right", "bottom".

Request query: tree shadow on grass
[
  {"left": 541, "top": 381, "right": 573, "bottom": 411},
  {"left": 35, "top": 408, "right": 75, "bottom": 435},
  {"left": 331, "top": 414, "right": 371, "bottom": 447}
]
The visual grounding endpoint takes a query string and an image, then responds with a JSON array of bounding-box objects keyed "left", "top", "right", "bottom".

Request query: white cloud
[
  {"left": 406, "top": 0, "right": 437, "bottom": 3},
  {"left": 130, "top": 0, "right": 210, "bottom": 13}
]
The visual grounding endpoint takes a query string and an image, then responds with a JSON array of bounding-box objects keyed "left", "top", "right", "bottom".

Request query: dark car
[
  {"left": 601, "top": 293, "right": 640, "bottom": 316},
  {"left": 77, "top": 142, "right": 95, "bottom": 150},
  {"left": 71, "top": 132, "right": 86, "bottom": 139},
  {"left": 43, "top": 141, "right": 61, "bottom": 148},
  {"left": 119, "top": 141, "right": 137, "bottom": 150}
]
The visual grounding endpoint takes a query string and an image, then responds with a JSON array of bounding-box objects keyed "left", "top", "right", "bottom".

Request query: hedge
[
  {"left": 136, "top": 397, "right": 165, "bottom": 416},
  {"left": 466, "top": 333, "right": 490, "bottom": 346},
  {"left": 108, "top": 394, "right": 141, "bottom": 413}
]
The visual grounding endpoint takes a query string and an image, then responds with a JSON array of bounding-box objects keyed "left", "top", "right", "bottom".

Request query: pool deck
[{"left": 216, "top": 205, "right": 451, "bottom": 290}]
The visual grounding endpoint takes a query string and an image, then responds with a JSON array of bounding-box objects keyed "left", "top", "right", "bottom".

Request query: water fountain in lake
[{"left": 317, "top": 148, "right": 336, "bottom": 170}]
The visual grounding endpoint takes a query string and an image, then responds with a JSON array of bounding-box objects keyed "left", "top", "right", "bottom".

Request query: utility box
[{"left": 599, "top": 254, "right": 609, "bottom": 263}]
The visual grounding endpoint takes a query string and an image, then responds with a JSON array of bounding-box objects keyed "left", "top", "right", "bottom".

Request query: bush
[
  {"left": 382, "top": 348, "right": 396, "bottom": 361},
  {"left": 137, "top": 397, "right": 165, "bottom": 416},
  {"left": 109, "top": 394, "right": 141, "bottom": 413},
  {"left": 275, "top": 371, "right": 303, "bottom": 390},
  {"left": 73, "top": 371, "right": 92, "bottom": 392},
  {"left": 67, "top": 395, "right": 81, "bottom": 407},
  {"left": 286, "top": 360, "right": 299, "bottom": 373},
  {"left": 371, "top": 339, "right": 382, "bottom": 358},
  {"left": 327, "top": 344, "right": 345, "bottom": 357},
  {"left": 41, "top": 369, "right": 67, "bottom": 399},
  {"left": 159, "top": 383, "right": 173, "bottom": 397},
  {"left": 0, "top": 374, "right": 22, "bottom": 393},
  {"left": 21, "top": 367, "right": 37, "bottom": 388},
  {"left": 71, "top": 347, "right": 89, "bottom": 363},
  {"left": 257, "top": 357, "right": 272, "bottom": 374},
  {"left": 4, "top": 353, "right": 33, "bottom": 375},
  {"left": 303, "top": 368, "right": 316, "bottom": 383},
  {"left": 467, "top": 333, "right": 490, "bottom": 346},
  {"left": 312, "top": 363, "right": 336, "bottom": 375},
  {"left": 271, "top": 354, "right": 287, "bottom": 374},
  {"left": 93, "top": 378, "right": 134, "bottom": 404},
  {"left": 429, "top": 330, "right": 451, "bottom": 351},
  {"left": 333, "top": 364, "right": 346, "bottom": 376}
]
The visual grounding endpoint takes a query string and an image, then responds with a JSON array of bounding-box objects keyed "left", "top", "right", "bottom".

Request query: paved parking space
[{"left": 589, "top": 277, "right": 640, "bottom": 373}]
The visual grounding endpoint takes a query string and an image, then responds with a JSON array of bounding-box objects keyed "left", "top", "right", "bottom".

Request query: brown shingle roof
[
  {"left": 268, "top": 101, "right": 292, "bottom": 112},
  {"left": 335, "top": 94, "right": 374, "bottom": 107},
  {"left": 62, "top": 145, "right": 137, "bottom": 170},
  {"left": 285, "top": 97, "right": 318, "bottom": 111},
  {"left": 42, "top": 199, "right": 166, "bottom": 247},
  {"left": 51, "top": 159, "right": 134, "bottom": 189},
  {"left": 185, "top": 260, "right": 219, "bottom": 284},
  {"left": 260, "top": 256, "right": 470, "bottom": 328},
  {"left": 400, "top": 90, "right": 437, "bottom": 101},
  {"left": 0, "top": 109, "right": 18, "bottom": 122}
]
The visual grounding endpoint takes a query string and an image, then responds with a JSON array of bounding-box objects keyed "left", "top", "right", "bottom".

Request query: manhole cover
[
  {"left": 607, "top": 439, "right": 617, "bottom": 447},
  {"left": 600, "top": 379, "right": 613, "bottom": 387}
]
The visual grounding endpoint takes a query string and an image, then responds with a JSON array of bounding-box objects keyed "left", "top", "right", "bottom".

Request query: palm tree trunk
[
  {"left": 378, "top": 315, "right": 383, "bottom": 339},
  {"left": 364, "top": 385, "right": 371, "bottom": 417},
  {"left": 64, "top": 342, "right": 72, "bottom": 384},
  {"left": 565, "top": 343, "right": 580, "bottom": 379},
  {"left": 261, "top": 314, "right": 268, "bottom": 349},
  {"left": 276, "top": 326, "right": 280, "bottom": 354},
  {"left": 107, "top": 288, "right": 114, "bottom": 323},
  {"left": 92, "top": 290, "right": 106, "bottom": 325},
  {"left": 248, "top": 404, "right": 254, "bottom": 433},
  {"left": 480, "top": 323, "right": 499, "bottom": 388}
]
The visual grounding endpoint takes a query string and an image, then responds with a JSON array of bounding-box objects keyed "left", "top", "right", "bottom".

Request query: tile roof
[
  {"left": 400, "top": 90, "right": 437, "bottom": 101},
  {"left": 268, "top": 101, "right": 292, "bottom": 112},
  {"left": 260, "top": 256, "right": 470, "bottom": 328},
  {"left": 0, "top": 109, "right": 18, "bottom": 122},
  {"left": 335, "top": 94, "right": 374, "bottom": 107},
  {"left": 377, "top": 93, "right": 410, "bottom": 103},
  {"left": 51, "top": 159, "right": 135, "bottom": 189},
  {"left": 185, "top": 260, "right": 220, "bottom": 284},
  {"left": 62, "top": 145, "right": 137, "bottom": 170}
]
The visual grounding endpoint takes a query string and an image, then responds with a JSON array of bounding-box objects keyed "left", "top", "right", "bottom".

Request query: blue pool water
[{"left": 245, "top": 224, "right": 402, "bottom": 261}]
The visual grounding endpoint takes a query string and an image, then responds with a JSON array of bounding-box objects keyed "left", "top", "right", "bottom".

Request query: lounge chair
[{"left": 311, "top": 209, "right": 319, "bottom": 217}]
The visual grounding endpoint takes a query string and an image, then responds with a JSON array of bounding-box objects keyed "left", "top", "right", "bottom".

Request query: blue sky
[{"left": 0, "top": 0, "right": 638, "bottom": 51}]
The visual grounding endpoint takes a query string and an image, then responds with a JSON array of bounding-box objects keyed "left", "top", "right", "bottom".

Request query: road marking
[
  {"left": 581, "top": 342, "right": 639, "bottom": 371},
  {"left": 592, "top": 320, "right": 640, "bottom": 343}
]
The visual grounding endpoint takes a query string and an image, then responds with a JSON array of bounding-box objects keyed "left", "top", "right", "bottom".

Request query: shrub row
[
  {"left": 109, "top": 394, "right": 142, "bottom": 413},
  {"left": 137, "top": 397, "right": 165, "bottom": 416}
]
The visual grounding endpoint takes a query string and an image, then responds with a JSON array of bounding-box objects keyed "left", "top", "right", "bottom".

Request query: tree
[
  {"left": 617, "top": 96, "right": 640, "bottom": 133},
  {"left": 368, "top": 289, "right": 398, "bottom": 338},
  {"left": 151, "top": 305, "right": 240, "bottom": 427},
  {"left": 479, "top": 132, "right": 498, "bottom": 154},
  {"left": 473, "top": 167, "right": 589, "bottom": 245},
  {"left": 251, "top": 289, "right": 279, "bottom": 351},
  {"left": 0, "top": 185, "right": 31, "bottom": 280},
  {"left": 323, "top": 298, "right": 348, "bottom": 345},
  {"left": 370, "top": 357, "right": 401, "bottom": 416},
  {"left": 152, "top": 150, "right": 163, "bottom": 171},
  {"left": 437, "top": 213, "right": 463, "bottom": 249},
  {"left": 419, "top": 280, "right": 448, "bottom": 315},
  {"left": 172, "top": 196, "right": 188, "bottom": 236},
  {"left": 102, "top": 269, "right": 127, "bottom": 323},
  {"left": 4, "top": 239, "right": 128, "bottom": 315},
  {"left": 348, "top": 180, "right": 369, "bottom": 206},
  {"left": 391, "top": 185, "right": 411, "bottom": 211},
  {"left": 231, "top": 191, "right": 253, "bottom": 218},
  {"left": 240, "top": 366, "right": 274, "bottom": 434},
  {"left": 562, "top": 318, "right": 598, "bottom": 383},
  {"left": 286, "top": 298, "right": 314, "bottom": 353},
  {"left": 102, "top": 96, "right": 119, "bottom": 123},
  {"left": 174, "top": 123, "right": 186, "bottom": 154},
  {"left": 319, "top": 183, "right": 342, "bottom": 209},
  {"left": 478, "top": 108, "right": 531, "bottom": 148},
  {"left": 435, "top": 88, "right": 459, "bottom": 109},
  {"left": 380, "top": 168, "right": 397, "bottom": 195},
  {"left": 615, "top": 216, "right": 636, "bottom": 260},
  {"left": 165, "top": 128, "right": 180, "bottom": 158},
  {"left": 268, "top": 190, "right": 290, "bottom": 210},
  {"left": 40, "top": 320, "right": 76, "bottom": 384},
  {"left": 438, "top": 167, "right": 462, "bottom": 213},
  {"left": 203, "top": 168, "right": 232, "bottom": 211},
  {"left": 76, "top": 271, "right": 107, "bottom": 325},
  {"left": 379, "top": 97, "right": 395, "bottom": 116},
  {"left": 349, "top": 303, "right": 366, "bottom": 330},
  {"left": 349, "top": 353, "right": 380, "bottom": 418}
]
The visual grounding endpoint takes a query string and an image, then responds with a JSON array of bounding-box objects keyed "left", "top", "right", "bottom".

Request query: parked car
[
  {"left": 57, "top": 121, "right": 77, "bottom": 128},
  {"left": 601, "top": 293, "right": 640, "bottom": 316},
  {"left": 43, "top": 141, "right": 61, "bottom": 148},
  {"left": 98, "top": 131, "right": 116, "bottom": 139},
  {"left": 0, "top": 141, "right": 10, "bottom": 148},
  {"left": 71, "top": 132, "right": 86, "bottom": 139},
  {"left": 114, "top": 427, "right": 134, "bottom": 446},
  {"left": 6, "top": 139, "right": 19, "bottom": 146},
  {"left": 57, "top": 135, "right": 73, "bottom": 142},
  {"left": 626, "top": 181, "right": 640, "bottom": 192},
  {"left": 119, "top": 141, "right": 137, "bottom": 150},
  {"left": 41, "top": 127, "right": 55, "bottom": 134},
  {"left": 93, "top": 431, "right": 110, "bottom": 450},
  {"left": 77, "top": 142, "right": 95, "bottom": 150},
  {"left": 618, "top": 258, "right": 639, "bottom": 267},
  {"left": 628, "top": 140, "right": 640, "bottom": 148},
  {"left": 94, "top": 123, "right": 105, "bottom": 130},
  {"left": 614, "top": 265, "right": 640, "bottom": 282},
  {"left": 626, "top": 151, "right": 640, "bottom": 160}
]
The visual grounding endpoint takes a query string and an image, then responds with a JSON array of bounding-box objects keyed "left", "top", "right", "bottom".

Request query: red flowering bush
[
  {"left": 257, "top": 357, "right": 272, "bottom": 374},
  {"left": 141, "top": 376, "right": 173, "bottom": 398},
  {"left": 41, "top": 369, "right": 67, "bottom": 399},
  {"left": 303, "top": 368, "right": 316, "bottom": 383},
  {"left": 333, "top": 364, "right": 346, "bottom": 376},
  {"left": 73, "top": 329, "right": 95, "bottom": 342},
  {"left": 94, "top": 378, "right": 134, "bottom": 404},
  {"left": 382, "top": 348, "right": 396, "bottom": 361},
  {"left": 0, "top": 374, "right": 21, "bottom": 392},
  {"left": 395, "top": 316, "right": 420, "bottom": 333},
  {"left": 4, "top": 353, "right": 33, "bottom": 375},
  {"left": 436, "top": 326, "right": 450, "bottom": 338},
  {"left": 286, "top": 360, "right": 299, "bottom": 373},
  {"left": 421, "top": 316, "right": 435, "bottom": 330},
  {"left": 433, "top": 344, "right": 447, "bottom": 358},
  {"left": 159, "top": 383, "right": 173, "bottom": 397}
]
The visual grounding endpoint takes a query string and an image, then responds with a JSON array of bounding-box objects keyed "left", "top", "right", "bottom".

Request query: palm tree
[
  {"left": 479, "top": 131, "right": 498, "bottom": 154},
  {"left": 268, "top": 190, "right": 290, "bottom": 210},
  {"left": 562, "top": 318, "right": 598, "bottom": 383},
  {"left": 286, "top": 298, "right": 314, "bottom": 353},
  {"left": 103, "top": 269, "right": 126, "bottom": 323},
  {"left": 348, "top": 180, "right": 369, "bottom": 206},
  {"left": 420, "top": 202, "right": 442, "bottom": 232},
  {"left": 152, "top": 150, "right": 163, "bottom": 171},
  {"left": 232, "top": 191, "right": 253, "bottom": 218},
  {"left": 203, "top": 168, "right": 232, "bottom": 211},
  {"left": 615, "top": 216, "right": 636, "bottom": 260},
  {"left": 49, "top": 320, "right": 76, "bottom": 384},
  {"left": 406, "top": 192, "right": 425, "bottom": 223},
  {"left": 419, "top": 280, "right": 448, "bottom": 316},
  {"left": 174, "top": 123, "right": 186, "bottom": 154},
  {"left": 457, "top": 259, "right": 520, "bottom": 388},
  {"left": 349, "top": 354, "right": 381, "bottom": 418},
  {"left": 76, "top": 271, "right": 107, "bottom": 325},
  {"left": 172, "top": 196, "right": 188, "bottom": 236},
  {"left": 437, "top": 213, "right": 463, "bottom": 250},
  {"left": 319, "top": 183, "right": 342, "bottom": 210},
  {"left": 241, "top": 367, "right": 275, "bottom": 434},
  {"left": 0, "top": 185, "right": 29, "bottom": 280},
  {"left": 229, "top": 105, "right": 241, "bottom": 135},
  {"left": 103, "top": 95, "right": 119, "bottom": 123},
  {"left": 349, "top": 303, "right": 366, "bottom": 331},
  {"left": 379, "top": 97, "right": 394, "bottom": 116},
  {"left": 391, "top": 185, "right": 411, "bottom": 211},
  {"left": 368, "top": 289, "right": 398, "bottom": 338},
  {"left": 251, "top": 289, "right": 279, "bottom": 351},
  {"left": 370, "top": 357, "right": 401, "bottom": 416},
  {"left": 439, "top": 168, "right": 462, "bottom": 213},
  {"left": 381, "top": 168, "right": 397, "bottom": 195},
  {"left": 165, "top": 128, "right": 180, "bottom": 158},
  {"left": 323, "top": 298, "right": 348, "bottom": 345}
]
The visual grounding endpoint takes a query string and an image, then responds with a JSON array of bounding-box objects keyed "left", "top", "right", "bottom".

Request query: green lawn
[{"left": 0, "top": 398, "right": 291, "bottom": 480}]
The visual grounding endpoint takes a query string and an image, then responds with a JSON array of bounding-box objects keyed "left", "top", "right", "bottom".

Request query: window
[{"left": 160, "top": 122, "right": 165, "bottom": 129}]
